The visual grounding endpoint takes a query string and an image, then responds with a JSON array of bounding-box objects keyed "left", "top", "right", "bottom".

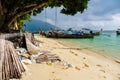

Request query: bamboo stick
[
  {"left": 0, "top": 39, "right": 25, "bottom": 80},
  {"left": 0, "top": 39, "right": 5, "bottom": 80}
]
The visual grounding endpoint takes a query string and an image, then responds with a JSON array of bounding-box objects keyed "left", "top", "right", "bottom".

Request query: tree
[
  {"left": 0, "top": 0, "right": 90, "bottom": 33},
  {"left": 15, "top": 14, "right": 31, "bottom": 30}
]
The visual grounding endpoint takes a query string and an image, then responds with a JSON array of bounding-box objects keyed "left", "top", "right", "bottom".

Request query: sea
[{"left": 57, "top": 31, "right": 120, "bottom": 60}]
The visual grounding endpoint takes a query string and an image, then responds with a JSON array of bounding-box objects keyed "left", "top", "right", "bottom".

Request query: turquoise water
[{"left": 58, "top": 31, "right": 120, "bottom": 59}]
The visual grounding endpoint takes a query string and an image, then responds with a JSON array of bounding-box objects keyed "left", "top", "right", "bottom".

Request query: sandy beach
[{"left": 16, "top": 35, "right": 120, "bottom": 80}]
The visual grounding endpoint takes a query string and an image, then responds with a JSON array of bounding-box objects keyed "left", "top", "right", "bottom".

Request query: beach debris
[
  {"left": 83, "top": 57, "right": 86, "bottom": 59},
  {"left": 100, "top": 69, "right": 106, "bottom": 73},
  {"left": 0, "top": 39, "right": 25, "bottom": 80},
  {"left": 17, "top": 48, "right": 27, "bottom": 53},
  {"left": 115, "top": 60, "right": 120, "bottom": 64},
  {"left": 52, "top": 71, "right": 55, "bottom": 73},
  {"left": 75, "top": 66, "right": 81, "bottom": 70},
  {"left": 35, "top": 53, "right": 61, "bottom": 63},
  {"left": 74, "top": 53, "right": 78, "bottom": 56},
  {"left": 63, "top": 62, "right": 69, "bottom": 69},
  {"left": 34, "top": 53, "right": 72, "bottom": 69},
  {"left": 30, "top": 52, "right": 43, "bottom": 63},
  {"left": 60, "top": 61, "right": 72, "bottom": 69},
  {"left": 96, "top": 64, "right": 102, "bottom": 67},
  {"left": 21, "top": 53, "right": 30, "bottom": 59},
  {"left": 70, "top": 50, "right": 78, "bottom": 56},
  {"left": 46, "top": 61, "right": 52, "bottom": 66},
  {"left": 68, "top": 63, "right": 72, "bottom": 67},
  {"left": 103, "top": 76, "right": 106, "bottom": 78},
  {"left": 16, "top": 48, "right": 30, "bottom": 60},
  {"left": 84, "top": 63, "right": 89, "bottom": 67},
  {"left": 21, "top": 59, "right": 32, "bottom": 65}
]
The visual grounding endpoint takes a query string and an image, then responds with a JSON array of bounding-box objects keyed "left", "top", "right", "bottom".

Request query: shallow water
[{"left": 57, "top": 31, "right": 120, "bottom": 59}]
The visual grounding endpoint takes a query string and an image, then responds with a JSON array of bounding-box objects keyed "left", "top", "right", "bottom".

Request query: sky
[{"left": 31, "top": 0, "right": 120, "bottom": 30}]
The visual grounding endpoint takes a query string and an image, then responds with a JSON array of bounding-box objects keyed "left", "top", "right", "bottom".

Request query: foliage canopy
[{"left": 0, "top": 0, "right": 90, "bottom": 32}]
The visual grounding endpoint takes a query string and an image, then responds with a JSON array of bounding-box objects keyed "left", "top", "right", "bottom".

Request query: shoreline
[
  {"left": 55, "top": 38, "right": 120, "bottom": 63},
  {"left": 19, "top": 35, "right": 120, "bottom": 80}
]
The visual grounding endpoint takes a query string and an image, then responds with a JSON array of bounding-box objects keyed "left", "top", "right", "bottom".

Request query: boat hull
[
  {"left": 46, "top": 34, "right": 94, "bottom": 38},
  {"left": 92, "top": 32, "right": 100, "bottom": 35},
  {"left": 116, "top": 31, "right": 120, "bottom": 35}
]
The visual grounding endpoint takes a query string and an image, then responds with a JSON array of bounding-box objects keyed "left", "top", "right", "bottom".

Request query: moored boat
[
  {"left": 40, "top": 28, "right": 94, "bottom": 38},
  {"left": 116, "top": 29, "right": 120, "bottom": 35},
  {"left": 92, "top": 31, "right": 101, "bottom": 35},
  {"left": 46, "top": 33, "right": 94, "bottom": 38}
]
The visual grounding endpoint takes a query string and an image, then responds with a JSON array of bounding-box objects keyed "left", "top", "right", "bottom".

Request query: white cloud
[
  {"left": 112, "top": 14, "right": 120, "bottom": 21},
  {"left": 46, "top": 18, "right": 55, "bottom": 25},
  {"left": 31, "top": 0, "right": 120, "bottom": 30}
]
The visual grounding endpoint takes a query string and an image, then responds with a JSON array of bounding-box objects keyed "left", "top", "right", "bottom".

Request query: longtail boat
[
  {"left": 39, "top": 28, "right": 94, "bottom": 38},
  {"left": 46, "top": 34, "right": 94, "bottom": 38},
  {"left": 116, "top": 29, "right": 120, "bottom": 35},
  {"left": 43, "top": 31, "right": 94, "bottom": 38}
]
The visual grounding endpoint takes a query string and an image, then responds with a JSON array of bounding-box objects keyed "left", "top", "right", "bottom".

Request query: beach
[{"left": 17, "top": 35, "right": 120, "bottom": 80}]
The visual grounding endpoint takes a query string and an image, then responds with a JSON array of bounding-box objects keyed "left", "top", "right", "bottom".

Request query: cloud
[
  {"left": 31, "top": 0, "right": 120, "bottom": 30},
  {"left": 46, "top": 18, "right": 55, "bottom": 25}
]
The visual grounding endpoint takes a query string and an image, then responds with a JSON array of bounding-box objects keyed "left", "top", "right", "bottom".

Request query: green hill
[{"left": 25, "top": 19, "right": 56, "bottom": 32}]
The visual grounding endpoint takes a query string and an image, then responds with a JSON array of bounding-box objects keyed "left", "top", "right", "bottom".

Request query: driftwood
[
  {"left": 25, "top": 37, "right": 40, "bottom": 54},
  {"left": 0, "top": 32, "right": 23, "bottom": 40},
  {"left": 0, "top": 39, "right": 25, "bottom": 80},
  {"left": 36, "top": 53, "right": 61, "bottom": 63},
  {"left": 0, "top": 32, "right": 26, "bottom": 49},
  {"left": 23, "top": 32, "right": 41, "bottom": 54},
  {"left": 24, "top": 32, "right": 35, "bottom": 44}
]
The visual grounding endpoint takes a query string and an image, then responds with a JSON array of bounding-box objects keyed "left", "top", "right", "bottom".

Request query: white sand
[{"left": 15, "top": 35, "right": 120, "bottom": 80}]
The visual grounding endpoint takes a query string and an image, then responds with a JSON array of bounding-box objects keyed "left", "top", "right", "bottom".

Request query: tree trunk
[
  {"left": 0, "top": 2, "right": 14, "bottom": 33},
  {"left": 0, "top": 15, "right": 5, "bottom": 28},
  {"left": 0, "top": 15, "right": 14, "bottom": 33},
  {"left": 0, "top": 1, "right": 3, "bottom": 15}
]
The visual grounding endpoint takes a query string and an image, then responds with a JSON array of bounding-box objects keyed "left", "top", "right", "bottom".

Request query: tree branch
[
  {"left": 9, "top": 0, "right": 25, "bottom": 15},
  {"left": 8, "top": 2, "right": 48, "bottom": 27},
  {"left": 13, "top": 3, "right": 37, "bottom": 14}
]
